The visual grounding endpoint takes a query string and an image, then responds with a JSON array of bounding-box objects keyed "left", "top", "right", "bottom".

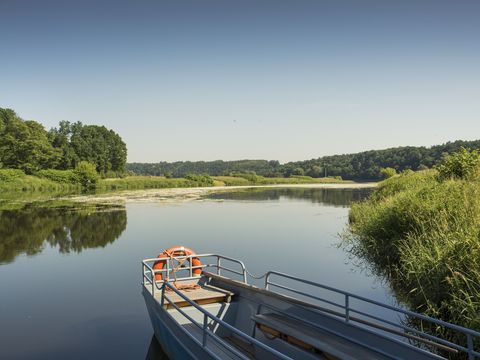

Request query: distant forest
[
  {"left": 0, "top": 108, "right": 127, "bottom": 175},
  {"left": 128, "top": 140, "right": 480, "bottom": 180}
]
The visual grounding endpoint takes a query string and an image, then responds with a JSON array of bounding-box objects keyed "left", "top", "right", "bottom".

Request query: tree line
[
  {"left": 0, "top": 108, "right": 127, "bottom": 176},
  {"left": 127, "top": 140, "right": 480, "bottom": 180}
]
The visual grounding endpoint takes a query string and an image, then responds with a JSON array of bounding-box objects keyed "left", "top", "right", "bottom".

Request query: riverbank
[
  {"left": 0, "top": 171, "right": 370, "bottom": 203},
  {"left": 346, "top": 167, "right": 480, "bottom": 338},
  {"left": 64, "top": 182, "right": 377, "bottom": 204}
]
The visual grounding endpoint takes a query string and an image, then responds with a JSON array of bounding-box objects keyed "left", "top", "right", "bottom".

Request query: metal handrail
[
  {"left": 142, "top": 255, "right": 480, "bottom": 359},
  {"left": 162, "top": 281, "right": 293, "bottom": 360},
  {"left": 142, "top": 254, "right": 248, "bottom": 284},
  {"left": 265, "top": 270, "right": 480, "bottom": 359}
]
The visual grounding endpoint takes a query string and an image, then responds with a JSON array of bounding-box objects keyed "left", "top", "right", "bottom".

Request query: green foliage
[
  {"left": 292, "top": 167, "right": 305, "bottom": 176},
  {"left": 36, "top": 169, "right": 79, "bottom": 184},
  {"left": 127, "top": 160, "right": 282, "bottom": 178},
  {"left": 50, "top": 121, "right": 127, "bottom": 174},
  {"left": 0, "top": 108, "right": 127, "bottom": 175},
  {"left": 380, "top": 167, "right": 397, "bottom": 179},
  {"left": 436, "top": 147, "right": 480, "bottom": 181},
  {"left": 231, "top": 171, "right": 261, "bottom": 183},
  {"left": 74, "top": 161, "right": 99, "bottom": 188},
  {"left": 0, "top": 109, "right": 61, "bottom": 173},
  {"left": 347, "top": 165, "right": 480, "bottom": 333},
  {"left": 213, "top": 176, "right": 251, "bottom": 186},
  {"left": 0, "top": 175, "right": 80, "bottom": 193},
  {"left": 0, "top": 169, "right": 26, "bottom": 182},
  {"left": 97, "top": 176, "right": 194, "bottom": 190},
  {"left": 127, "top": 140, "right": 480, "bottom": 180},
  {"left": 184, "top": 173, "right": 214, "bottom": 186}
]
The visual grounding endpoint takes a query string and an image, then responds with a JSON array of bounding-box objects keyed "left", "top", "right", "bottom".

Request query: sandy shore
[{"left": 64, "top": 182, "right": 377, "bottom": 204}]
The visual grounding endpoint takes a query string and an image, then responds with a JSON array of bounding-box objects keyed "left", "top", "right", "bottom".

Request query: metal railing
[
  {"left": 142, "top": 254, "right": 247, "bottom": 296},
  {"left": 142, "top": 254, "right": 480, "bottom": 359},
  {"left": 159, "top": 280, "right": 293, "bottom": 360},
  {"left": 265, "top": 271, "right": 480, "bottom": 360}
]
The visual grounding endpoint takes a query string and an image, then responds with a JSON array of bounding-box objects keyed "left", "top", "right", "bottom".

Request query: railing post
[
  {"left": 202, "top": 313, "right": 208, "bottom": 347},
  {"left": 160, "top": 282, "right": 165, "bottom": 307},
  {"left": 167, "top": 259, "right": 170, "bottom": 280},
  {"left": 265, "top": 273, "right": 269, "bottom": 290},
  {"left": 467, "top": 334, "right": 474, "bottom": 360},
  {"left": 152, "top": 269, "right": 155, "bottom": 296},
  {"left": 217, "top": 257, "right": 221, "bottom": 276},
  {"left": 345, "top": 294, "right": 350, "bottom": 322},
  {"left": 142, "top": 263, "right": 145, "bottom": 285},
  {"left": 189, "top": 255, "right": 193, "bottom": 278}
]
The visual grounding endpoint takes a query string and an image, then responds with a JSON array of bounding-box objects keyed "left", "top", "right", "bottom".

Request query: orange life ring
[{"left": 153, "top": 246, "right": 202, "bottom": 281}]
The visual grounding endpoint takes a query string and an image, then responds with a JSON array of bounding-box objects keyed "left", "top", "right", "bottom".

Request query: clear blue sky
[{"left": 1, "top": 0, "right": 479, "bottom": 163}]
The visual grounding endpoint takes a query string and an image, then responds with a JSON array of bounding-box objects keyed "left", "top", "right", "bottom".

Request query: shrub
[
  {"left": 436, "top": 147, "right": 480, "bottom": 181},
  {"left": 292, "top": 167, "right": 305, "bottom": 176},
  {"left": 380, "top": 167, "right": 397, "bottom": 179},
  {"left": 74, "top": 161, "right": 99, "bottom": 188},
  {"left": 36, "top": 169, "right": 79, "bottom": 183},
  {"left": 231, "top": 172, "right": 260, "bottom": 183},
  {"left": 184, "top": 173, "right": 214, "bottom": 186},
  {"left": 0, "top": 169, "right": 26, "bottom": 181}
]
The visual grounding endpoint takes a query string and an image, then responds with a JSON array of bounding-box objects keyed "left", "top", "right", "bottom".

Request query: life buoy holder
[{"left": 153, "top": 246, "right": 202, "bottom": 281}]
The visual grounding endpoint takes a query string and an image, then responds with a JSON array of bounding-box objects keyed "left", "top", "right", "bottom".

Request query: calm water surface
[{"left": 0, "top": 188, "right": 395, "bottom": 360}]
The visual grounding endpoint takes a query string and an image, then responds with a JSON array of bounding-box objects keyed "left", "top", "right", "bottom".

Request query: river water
[{"left": 0, "top": 187, "right": 397, "bottom": 360}]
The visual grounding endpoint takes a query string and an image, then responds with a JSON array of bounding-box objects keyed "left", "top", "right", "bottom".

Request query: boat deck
[
  {"left": 254, "top": 313, "right": 393, "bottom": 360},
  {"left": 155, "top": 283, "right": 235, "bottom": 310},
  {"left": 182, "top": 323, "right": 247, "bottom": 359}
]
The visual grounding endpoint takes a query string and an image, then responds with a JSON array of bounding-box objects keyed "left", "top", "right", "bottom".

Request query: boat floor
[
  {"left": 182, "top": 323, "right": 246, "bottom": 359},
  {"left": 182, "top": 323, "right": 334, "bottom": 360},
  {"left": 254, "top": 313, "right": 393, "bottom": 360},
  {"left": 155, "top": 283, "right": 234, "bottom": 310}
]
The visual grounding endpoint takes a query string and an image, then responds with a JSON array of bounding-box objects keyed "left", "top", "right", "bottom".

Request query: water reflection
[
  {"left": 0, "top": 202, "right": 126, "bottom": 264},
  {"left": 206, "top": 187, "right": 371, "bottom": 207}
]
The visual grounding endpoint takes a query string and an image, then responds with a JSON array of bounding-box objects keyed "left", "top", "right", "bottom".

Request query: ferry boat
[{"left": 142, "top": 246, "right": 479, "bottom": 360}]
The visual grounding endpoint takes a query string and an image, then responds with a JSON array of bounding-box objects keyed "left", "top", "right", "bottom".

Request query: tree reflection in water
[{"left": 0, "top": 202, "right": 126, "bottom": 264}]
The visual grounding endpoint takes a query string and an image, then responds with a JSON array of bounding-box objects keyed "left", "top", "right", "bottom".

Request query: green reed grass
[{"left": 348, "top": 169, "right": 480, "bottom": 334}]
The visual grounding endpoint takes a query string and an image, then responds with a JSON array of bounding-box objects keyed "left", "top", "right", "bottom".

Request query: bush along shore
[{"left": 346, "top": 148, "right": 480, "bottom": 350}]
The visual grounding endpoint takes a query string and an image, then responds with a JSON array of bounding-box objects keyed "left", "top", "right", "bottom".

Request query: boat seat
[
  {"left": 253, "top": 313, "right": 392, "bottom": 360},
  {"left": 160, "top": 284, "right": 235, "bottom": 310}
]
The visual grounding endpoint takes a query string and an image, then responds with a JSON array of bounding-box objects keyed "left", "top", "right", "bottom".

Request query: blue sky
[{"left": 1, "top": 0, "right": 479, "bottom": 162}]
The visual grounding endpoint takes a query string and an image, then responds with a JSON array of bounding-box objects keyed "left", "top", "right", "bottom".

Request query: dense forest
[
  {"left": 128, "top": 140, "right": 480, "bottom": 180},
  {"left": 0, "top": 108, "right": 127, "bottom": 175},
  {"left": 127, "top": 160, "right": 282, "bottom": 178},
  {"left": 3, "top": 107, "right": 479, "bottom": 182}
]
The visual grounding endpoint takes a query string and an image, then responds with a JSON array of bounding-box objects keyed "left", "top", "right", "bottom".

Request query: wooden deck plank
[
  {"left": 254, "top": 313, "right": 393, "bottom": 360},
  {"left": 157, "top": 284, "right": 235, "bottom": 309}
]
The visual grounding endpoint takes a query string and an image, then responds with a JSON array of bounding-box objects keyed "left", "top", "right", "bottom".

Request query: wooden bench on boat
[
  {"left": 157, "top": 283, "right": 235, "bottom": 310},
  {"left": 253, "top": 313, "right": 391, "bottom": 360}
]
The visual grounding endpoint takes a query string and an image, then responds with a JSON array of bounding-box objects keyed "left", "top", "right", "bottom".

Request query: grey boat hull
[{"left": 142, "top": 253, "right": 479, "bottom": 359}]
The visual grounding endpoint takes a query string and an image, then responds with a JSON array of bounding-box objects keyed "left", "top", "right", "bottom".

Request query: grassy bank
[
  {"left": 97, "top": 174, "right": 350, "bottom": 190},
  {"left": 0, "top": 170, "right": 82, "bottom": 192},
  {"left": 347, "top": 168, "right": 480, "bottom": 337},
  {"left": 213, "top": 174, "right": 349, "bottom": 186},
  {"left": 1, "top": 169, "right": 351, "bottom": 194}
]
